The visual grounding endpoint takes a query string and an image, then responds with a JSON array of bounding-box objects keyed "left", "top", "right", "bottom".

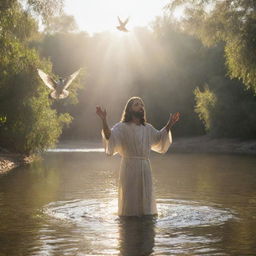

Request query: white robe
[{"left": 102, "top": 122, "right": 172, "bottom": 217}]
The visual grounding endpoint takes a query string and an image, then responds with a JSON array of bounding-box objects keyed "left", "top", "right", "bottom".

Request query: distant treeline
[{"left": 0, "top": 0, "right": 256, "bottom": 154}]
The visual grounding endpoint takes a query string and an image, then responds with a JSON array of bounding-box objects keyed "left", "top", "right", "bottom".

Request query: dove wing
[
  {"left": 37, "top": 69, "right": 56, "bottom": 90},
  {"left": 64, "top": 69, "right": 81, "bottom": 89},
  {"left": 118, "top": 16, "right": 123, "bottom": 25},
  {"left": 123, "top": 17, "right": 129, "bottom": 26}
]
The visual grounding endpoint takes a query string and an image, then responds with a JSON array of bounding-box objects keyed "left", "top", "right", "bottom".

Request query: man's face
[{"left": 131, "top": 99, "right": 145, "bottom": 118}]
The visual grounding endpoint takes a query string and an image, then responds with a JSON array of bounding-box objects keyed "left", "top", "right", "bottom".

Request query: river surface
[{"left": 0, "top": 146, "right": 256, "bottom": 255}]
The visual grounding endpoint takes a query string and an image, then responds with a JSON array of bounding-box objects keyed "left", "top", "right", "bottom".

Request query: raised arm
[
  {"left": 96, "top": 105, "right": 111, "bottom": 139},
  {"left": 150, "top": 112, "right": 181, "bottom": 153},
  {"left": 96, "top": 106, "right": 123, "bottom": 156},
  {"left": 164, "top": 112, "right": 181, "bottom": 131}
]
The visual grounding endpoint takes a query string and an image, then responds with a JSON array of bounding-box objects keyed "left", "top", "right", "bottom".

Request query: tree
[
  {"left": 0, "top": 0, "right": 63, "bottom": 22},
  {"left": 194, "top": 77, "right": 256, "bottom": 138},
  {"left": 167, "top": 0, "right": 256, "bottom": 93},
  {"left": 0, "top": 0, "right": 72, "bottom": 154},
  {"left": 44, "top": 14, "right": 78, "bottom": 34}
]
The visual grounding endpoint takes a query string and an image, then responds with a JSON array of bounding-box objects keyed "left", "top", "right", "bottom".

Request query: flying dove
[
  {"left": 37, "top": 69, "right": 81, "bottom": 99},
  {"left": 117, "top": 16, "right": 129, "bottom": 32}
]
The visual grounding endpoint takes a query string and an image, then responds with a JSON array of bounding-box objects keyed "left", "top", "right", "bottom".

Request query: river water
[{"left": 0, "top": 147, "right": 256, "bottom": 255}]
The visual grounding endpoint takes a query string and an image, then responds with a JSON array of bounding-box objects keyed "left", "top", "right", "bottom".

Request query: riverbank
[
  {"left": 0, "top": 147, "right": 35, "bottom": 175},
  {"left": 1, "top": 135, "right": 256, "bottom": 174},
  {"left": 170, "top": 135, "right": 256, "bottom": 155}
]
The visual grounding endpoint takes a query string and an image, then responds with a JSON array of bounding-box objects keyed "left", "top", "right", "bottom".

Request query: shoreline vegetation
[
  {"left": 0, "top": 147, "right": 36, "bottom": 175},
  {"left": 1, "top": 135, "right": 256, "bottom": 175}
]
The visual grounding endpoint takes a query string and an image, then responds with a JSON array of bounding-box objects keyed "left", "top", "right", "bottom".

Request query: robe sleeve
[
  {"left": 101, "top": 122, "right": 123, "bottom": 156},
  {"left": 149, "top": 124, "right": 172, "bottom": 153}
]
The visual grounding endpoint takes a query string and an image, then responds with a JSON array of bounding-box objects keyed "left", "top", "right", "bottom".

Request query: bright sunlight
[{"left": 64, "top": 0, "right": 170, "bottom": 34}]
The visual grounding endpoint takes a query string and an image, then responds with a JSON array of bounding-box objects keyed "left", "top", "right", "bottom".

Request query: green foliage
[
  {"left": 194, "top": 85, "right": 216, "bottom": 131},
  {"left": 0, "top": 2, "right": 38, "bottom": 41},
  {"left": 26, "top": 0, "right": 64, "bottom": 22},
  {"left": 0, "top": 0, "right": 63, "bottom": 22},
  {"left": 0, "top": 37, "right": 72, "bottom": 153},
  {"left": 0, "top": 1, "right": 72, "bottom": 154},
  {"left": 23, "top": 96, "right": 72, "bottom": 153},
  {"left": 194, "top": 77, "right": 256, "bottom": 138},
  {"left": 167, "top": 0, "right": 256, "bottom": 93},
  {"left": 44, "top": 13, "right": 78, "bottom": 34}
]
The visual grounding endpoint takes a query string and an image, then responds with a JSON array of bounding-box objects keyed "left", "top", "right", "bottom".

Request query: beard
[{"left": 131, "top": 110, "right": 144, "bottom": 119}]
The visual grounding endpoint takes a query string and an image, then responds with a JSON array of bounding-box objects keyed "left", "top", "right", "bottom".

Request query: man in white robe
[{"left": 96, "top": 97, "right": 180, "bottom": 217}]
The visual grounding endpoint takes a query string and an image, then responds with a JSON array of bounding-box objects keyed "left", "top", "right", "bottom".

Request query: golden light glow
[{"left": 64, "top": 0, "right": 170, "bottom": 34}]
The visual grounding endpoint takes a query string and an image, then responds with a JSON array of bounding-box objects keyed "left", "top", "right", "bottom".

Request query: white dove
[
  {"left": 117, "top": 16, "right": 130, "bottom": 32},
  {"left": 37, "top": 69, "right": 81, "bottom": 99}
]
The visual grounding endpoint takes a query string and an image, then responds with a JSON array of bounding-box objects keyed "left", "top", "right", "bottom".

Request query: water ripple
[
  {"left": 44, "top": 198, "right": 235, "bottom": 228},
  {"left": 42, "top": 198, "right": 236, "bottom": 255},
  {"left": 157, "top": 198, "right": 235, "bottom": 228}
]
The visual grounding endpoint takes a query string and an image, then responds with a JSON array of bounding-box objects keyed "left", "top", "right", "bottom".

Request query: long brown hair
[{"left": 121, "top": 96, "right": 146, "bottom": 125}]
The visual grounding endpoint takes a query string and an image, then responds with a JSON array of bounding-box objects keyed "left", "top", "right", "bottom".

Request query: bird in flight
[
  {"left": 116, "top": 16, "right": 129, "bottom": 32},
  {"left": 37, "top": 69, "right": 81, "bottom": 99}
]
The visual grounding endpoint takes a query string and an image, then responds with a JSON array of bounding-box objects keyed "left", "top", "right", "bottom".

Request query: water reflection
[
  {"left": 118, "top": 216, "right": 156, "bottom": 256},
  {"left": 0, "top": 151, "right": 256, "bottom": 255}
]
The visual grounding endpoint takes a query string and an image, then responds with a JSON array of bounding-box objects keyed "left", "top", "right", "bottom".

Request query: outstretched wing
[
  {"left": 37, "top": 69, "right": 57, "bottom": 90},
  {"left": 64, "top": 69, "right": 81, "bottom": 89},
  {"left": 123, "top": 17, "right": 129, "bottom": 26},
  {"left": 117, "top": 16, "right": 123, "bottom": 25}
]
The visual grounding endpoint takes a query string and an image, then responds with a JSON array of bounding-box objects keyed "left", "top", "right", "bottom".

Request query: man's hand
[
  {"left": 170, "top": 112, "right": 180, "bottom": 126},
  {"left": 166, "top": 112, "right": 180, "bottom": 130},
  {"left": 96, "top": 105, "right": 111, "bottom": 139},
  {"left": 96, "top": 105, "right": 107, "bottom": 120}
]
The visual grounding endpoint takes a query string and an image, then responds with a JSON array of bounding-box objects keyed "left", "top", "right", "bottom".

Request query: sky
[{"left": 64, "top": 0, "right": 173, "bottom": 34}]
